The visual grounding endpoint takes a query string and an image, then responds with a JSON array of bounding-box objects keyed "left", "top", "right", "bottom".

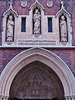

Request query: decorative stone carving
[
  {"left": 2, "top": 0, "right": 18, "bottom": 46},
  {"left": 65, "top": 96, "right": 75, "bottom": 100},
  {"left": 55, "top": 1, "right": 72, "bottom": 45},
  {"left": 6, "top": 15, "right": 14, "bottom": 44},
  {"left": 47, "top": 1, "right": 53, "bottom": 8},
  {"left": 10, "top": 72, "right": 59, "bottom": 99},
  {"left": 55, "top": 1, "right": 71, "bottom": 18},
  {"left": 3, "top": 0, "right": 18, "bottom": 17},
  {"left": 60, "top": 15, "right": 68, "bottom": 43},
  {"left": 0, "top": 95, "right": 9, "bottom": 100},
  {"left": 30, "top": 0, "right": 45, "bottom": 10},
  {"left": 33, "top": 8, "right": 41, "bottom": 37},
  {"left": 21, "top": 1, "right": 27, "bottom": 8}
]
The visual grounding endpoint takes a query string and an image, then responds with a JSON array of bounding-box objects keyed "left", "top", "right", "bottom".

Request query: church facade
[{"left": 0, "top": 0, "right": 75, "bottom": 100}]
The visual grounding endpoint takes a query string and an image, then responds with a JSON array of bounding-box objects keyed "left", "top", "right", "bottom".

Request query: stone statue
[
  {"left": 33, "top": 9, "right": 41, "bottom": 36},
  {"left": 6, "top": 15, "right": 14, "bottom": 43},
  {"left": 60, "top": 15, "right": 67, "bottom": 42}
]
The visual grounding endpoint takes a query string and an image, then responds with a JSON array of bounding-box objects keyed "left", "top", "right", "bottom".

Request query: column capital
[
  {"left": 65, "top": 95, "right": 75, "bottom": 100},
  {"left": 65, "top": 96, "right": 71, "bottom": 100},
  {"left": 71, "top": 95, "right": 75, "bottom": 100},
  {"left": 0, "top": 95, "right": 9, "bottom": 100}
]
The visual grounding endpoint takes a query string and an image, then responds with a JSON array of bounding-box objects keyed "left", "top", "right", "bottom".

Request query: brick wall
[{"left": 0, "top": 48, "right": 75, "bottom": 77}]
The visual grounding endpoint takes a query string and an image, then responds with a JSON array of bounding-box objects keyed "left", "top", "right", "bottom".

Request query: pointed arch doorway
[
  {"left": 9, "top": 61, "right": 64, "bottom": 100},
  {"left": 0, "top": 48, "right": 75, "bottom": 100}
]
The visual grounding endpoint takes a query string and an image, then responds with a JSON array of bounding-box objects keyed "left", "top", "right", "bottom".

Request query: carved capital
[
  {"left": 71, "top": 95, "right": 75, "bottom": 100},
  {"left": 0, "top": 95, "right": 9, "bottom": 100},
  {"left": 65, "top": 96, "right": 75, "bottom": 100},
  {"left": 65, "top": 96, "right": 71, "bottom": 100}
]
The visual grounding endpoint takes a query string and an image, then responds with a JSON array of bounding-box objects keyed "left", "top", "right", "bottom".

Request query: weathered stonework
[
  {"left": 0, "top": 0, "right": 75, "bottom": 100},
  {"left": 2, "top": 0, "right": 72, "bottom": 47}
]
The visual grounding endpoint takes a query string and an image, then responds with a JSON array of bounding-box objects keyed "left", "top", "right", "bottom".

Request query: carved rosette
[
  {"left": 21, "top": 1, "right": 27, "bottom": 8},
  {"left": 47, "top": 1, "right": 53, "bottom": 8}
]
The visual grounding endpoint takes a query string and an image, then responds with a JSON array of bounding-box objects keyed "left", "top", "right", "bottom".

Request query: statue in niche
[
  {"left": 6, "top": 15, "right": 14, "bottom": 44},
  {"left": 60, "top": 15, "right": 68, "bottom": 42},
  {"left": 33, "top": 8, "right": 41, "bottom": 36}
]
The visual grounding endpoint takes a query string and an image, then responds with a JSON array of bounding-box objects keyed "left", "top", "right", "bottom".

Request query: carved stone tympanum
[
  {"left": 15, "top": 74, "right": 55, "bottom": 99},
  {"left": 9, "top": 62, "right": 64, "bottom": 100}
]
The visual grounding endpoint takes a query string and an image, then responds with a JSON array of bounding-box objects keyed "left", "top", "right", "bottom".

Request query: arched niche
[
  {"left": 9, "top": 61, "right": 64, "bottom": 100},
  {"left": 33, "top": 7, "right": 41, "bottom": 37},
  {"left": 2, "top": 2, "right": 18, "bottom": 46},
  {"left": 5, "top": 14, "right": 15, "bottom": 43},
  {"left": 29, "top": 0, "right": 45, "bottom": 37},
  {"left": 59, "top": 14, "right": 68, "bottom": 43},
  {"left": 0, "top": 48, "right": 75, "bottom": 100},
  {"left": 55, "top": 1, "right": 72, "bottom": 45}
]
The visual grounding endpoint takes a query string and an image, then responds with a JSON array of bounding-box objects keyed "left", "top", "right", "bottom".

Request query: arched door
[{"left": 9, "top": 61, "right": 64, "bottom": 100}]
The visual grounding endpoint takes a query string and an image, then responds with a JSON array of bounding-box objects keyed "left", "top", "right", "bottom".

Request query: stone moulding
[
  {"left": 55, "top": 1, "right": 71, "bottom": 18},
  {"left": 29, "top": 0, "right": 45, "bottom": 10},
  {"left": 3, "top": 1, "right": 18, "bottom": 17}
]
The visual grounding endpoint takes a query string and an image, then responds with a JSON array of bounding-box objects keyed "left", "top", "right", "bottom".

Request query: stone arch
[
  {"left": 0, "top": 48, "right": 75, "bottom": 99},
  {"left": 9, "top": 61, "right": 64, "bottom": 100}
]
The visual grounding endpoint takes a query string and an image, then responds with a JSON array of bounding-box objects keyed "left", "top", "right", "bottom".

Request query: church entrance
[{"left": 9, "top": 61, "right": 64, "bottom": 100}]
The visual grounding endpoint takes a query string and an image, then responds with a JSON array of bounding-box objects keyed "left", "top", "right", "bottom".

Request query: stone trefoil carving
[
  {"left": 33, "top": 8, "right": 41, "bottom": 37},
  {"left": 6, "top": 15, "right": 14, "bottom": 44},
  {"left": 21, "top": 1, "right": 27, "bottom": 8},
  {"left": 47, "top": 1, "right": 53, "bottom": 8},
  {"left": 60, "top": 15, "right": 68, "bottom": 42}
]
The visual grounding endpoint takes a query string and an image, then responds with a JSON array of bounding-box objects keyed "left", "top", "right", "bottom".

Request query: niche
[
  {"left": 33, "top": 7, "right": 41, "bottom": 37},
  {"left": 59, "top": 14, "right": 68, "bottom": 44},
  {"left": 6, "top": 14, "right": 15, "bottom": 44}
]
